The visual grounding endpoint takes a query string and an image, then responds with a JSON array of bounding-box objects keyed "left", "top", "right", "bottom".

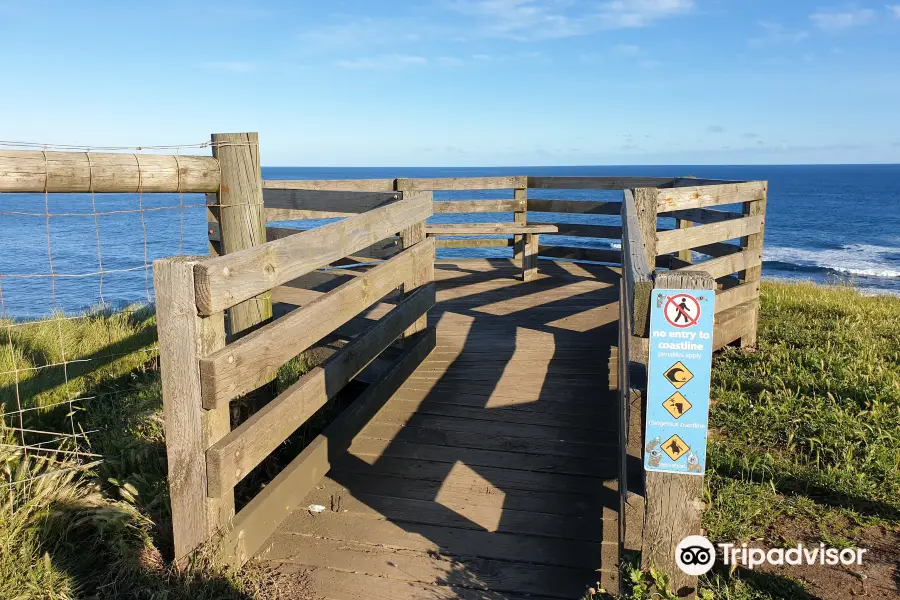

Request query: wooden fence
[
  {"left": 619, "top": 179, "right": 768, "bottom": 596},
  {"left": 0, "top": 135, "right": 767, "bottom": 589},
  {"left": 155, "top": 144, "right": 437, "bottom": 565}
]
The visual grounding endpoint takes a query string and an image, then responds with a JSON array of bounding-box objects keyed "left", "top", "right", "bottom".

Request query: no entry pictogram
[{"left": 664, "top": 293, "right": 701, "bottom": 328}]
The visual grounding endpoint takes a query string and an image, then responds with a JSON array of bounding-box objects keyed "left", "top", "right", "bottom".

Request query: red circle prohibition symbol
[{"left": 664, "top": 294, "right": 701, "bottom": 328}]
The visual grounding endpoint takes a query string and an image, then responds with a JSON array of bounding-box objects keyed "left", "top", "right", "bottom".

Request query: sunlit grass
[{"left": 603, "top": 280, "right": 899, "bottom": 599}]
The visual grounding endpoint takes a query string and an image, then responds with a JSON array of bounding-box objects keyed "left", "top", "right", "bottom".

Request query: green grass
[
  {"left": 0, "top": 308, "right": 283, "bottom": 599},
  {"left": 705, "top": 281, "right": 900, "bottom": 542},
  {"left": 605, "top": 280, "right": 900, "bottom": 599},
  {"left": 3, "top": 280, "right": 899, "bottom": 599}
]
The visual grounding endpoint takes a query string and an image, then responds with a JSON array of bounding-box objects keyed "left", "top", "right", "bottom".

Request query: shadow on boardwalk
[{"left": 261, "top": 258, "right": 623, "bottom": 598}]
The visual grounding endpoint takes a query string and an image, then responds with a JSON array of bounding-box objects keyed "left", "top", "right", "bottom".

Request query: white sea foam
[{"left": 765, "top": 244, "right": 900, "bottom": 279}]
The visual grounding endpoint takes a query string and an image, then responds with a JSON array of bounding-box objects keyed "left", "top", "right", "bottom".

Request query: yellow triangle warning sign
[
  {"left": 662, "top": 434, "right": 690, "bottom": 461},
  {"left": 664, "top": 361, "right": 694, "bottom": 389},
  {"left": 663, "top": 392, "right": 693, "bottom": 419}
]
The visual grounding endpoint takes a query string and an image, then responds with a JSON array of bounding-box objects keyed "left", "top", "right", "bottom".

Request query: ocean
[{"left": 1, "top": 164, "right": 898, "bottom": 319}]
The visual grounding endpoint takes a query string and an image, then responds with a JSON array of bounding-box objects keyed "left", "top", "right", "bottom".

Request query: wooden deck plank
[
  {"left": 304, "top": 479, "right": 612, "bottom": 542},
  {"left": 253, "top": 258, "right": 621, "bottom": 595},
  {"left": 271, "top": 536, "right": 591, "bottom": 598},
  {"left": 271, "top": 511, "right": 614, "bottom": 569},
  {"left": 360, "top": 421, "right": 614, "bottom": 458},
  {"left": 275, "top": 564, "right": 564, "bottom": 600},
  {"left": 348, "top": 437, "right": 613, "bottom": 476},
  {"left": 318, "top": 471, "right": 606, "bottom": 518}
]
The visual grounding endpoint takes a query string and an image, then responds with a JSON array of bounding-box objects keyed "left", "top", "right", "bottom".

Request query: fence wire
[{"left": 0, "top": 142, "right": 228, "bottom": 488}]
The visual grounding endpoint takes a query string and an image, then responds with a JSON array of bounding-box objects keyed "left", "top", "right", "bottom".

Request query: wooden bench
[{"left": 425, "top": 223, "right": 558, "bottom": 282}]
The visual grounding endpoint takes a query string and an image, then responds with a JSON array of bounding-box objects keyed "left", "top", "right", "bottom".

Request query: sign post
[{"left": 641, "top": 271, "right": 716, "bottom": 599}]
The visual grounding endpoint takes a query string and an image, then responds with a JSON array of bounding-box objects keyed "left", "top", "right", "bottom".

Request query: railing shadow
[{"left": 323, "top": 257, "right": 623, "bottom": 596}]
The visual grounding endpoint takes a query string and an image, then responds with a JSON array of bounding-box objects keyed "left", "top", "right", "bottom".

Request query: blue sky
[{"left": 1, "top": 0, "right": 898, "bottom": 165}]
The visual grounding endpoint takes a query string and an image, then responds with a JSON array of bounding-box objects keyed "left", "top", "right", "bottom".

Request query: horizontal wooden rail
[
  {"left": 528, "top": 176, "right": 674, "bottom": 190},
  {"left": 0, "top": 150, "right": 220, "bottom": 193},
  {"left": 665, "top": 177, "right": 744, "bottom": 188},
  {"left": 193, "top": 191, "right": 432, "bottom": 315},
  {"left": 396, "top": 176, "right": 526, "bottom": 191},
  {"left": 200, "top": 238, "right": 434, "bottom": 407},
  {"left": 426, "top": 223, "right": 558, "bottom": 235},
  {"left": 433, "top": 199, "right": 525, "bottom": 213},
  {"left": 527, "top": 199, "right": 621, "bottom": 215},
  {"left": 664, "top": 208, "right": 743, "bottom": 225},
  {"left": 209, "top": 222, "right": 399, "bottom": 260},
  {"left": 265, "top": 207, "right": 352, "bottom": 221},
  {"left": 263, "top": 188, "right": 400, "bottom": 215},
  {"left": 436, "top": 238, "right": 512, "bottom": 249},
  {"left": 263, "top": 179, "right": 395, "bottom": 192},
  {"left": 693, "top": 241, "right": 742, "bottom": 258},
  {"left": 715, "top": 280, "right": 761, "bottom": 314},
  {"left": 206, "top": 282, "right": 435, "bottom": 497},
  {"left": 656, "top": 215, "right": 763, "bottom": 255},
  {"left": 221, "top": 328, "right": 435, "bottom": 567},
  {"left": 674, "top": 248, "right": 762, "bottom": 280},
  {"left": 539, "top": 223, "right": 622, "bottom": 239},
  {"left": 713, "top": 301, "right": 757, "bottom": 349},
  {"left": 657, "top": 181, "right": 767, "bottom": 212},
  {"left": 538, "top": 245, "right": 622, "bottom": 264}
]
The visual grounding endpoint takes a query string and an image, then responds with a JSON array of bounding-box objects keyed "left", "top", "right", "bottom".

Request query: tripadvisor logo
[
  {"left": 675, "top": 535, "right": 869, "bottom": 575},
  {"left": 675, "top": 536, "right": 716, "bottom": 575}
]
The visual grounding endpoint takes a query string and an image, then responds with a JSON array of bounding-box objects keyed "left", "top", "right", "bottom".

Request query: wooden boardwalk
[{"left": 256, "top": 258, "right": 622, "bottom": 599}]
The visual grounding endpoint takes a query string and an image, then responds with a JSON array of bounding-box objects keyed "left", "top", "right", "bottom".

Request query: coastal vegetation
[
  {"left": 610, "top": 280, "right": 900, "bottom": 599},
  {"left": 2, "top": 280, "right": 898, "bottom": 599}
]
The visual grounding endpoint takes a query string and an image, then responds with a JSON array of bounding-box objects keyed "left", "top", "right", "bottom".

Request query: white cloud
[
  {"left": 810, "top": 9, "right": 875, "bottom": 32},
  {"left": 445, "top": 0, "right": 694, "bottom": 40},
  {"left": 749, "top": 21, "right": 809, "bottom": 46},
  {"left": 203, "top": 61, "right": 256, "bottom": 73},
  {"left": 437, "top": 56, "right": 465, "bottom": 67},
  {"left": 888, "top": 5, "right": 900, "bottom": 18},
  {"left": 614, "top": 43, "right": 642, "bottom": 55},
  {"left": 336, "top": 54, "right": 428, "bottom": 69},
  {"left": 297, "top": 17, "right": 432, "bottom": 51}
]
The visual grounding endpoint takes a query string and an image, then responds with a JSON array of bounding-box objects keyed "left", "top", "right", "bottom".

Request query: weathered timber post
[
  {"left": 675, "top": 218, "right": 693, "bottom": 266},
  {"left": 522, "top": 232, "right": 540, "bottom": 282},
  {"left": 513, "top": 186, "right": 527, "bottom": 269},
  {"left": 622, "top": 188, "right": 658, "bottom": 557},
  {"left": 738, "top": 184, "right": 767, "bottom": 347},
  {"left": 210, "top": 132, "right": 271, "bottom": 338},
  {"left": 394, "top": 181, "right": 433, "bottom": 338},
  {"left": 153, "top": 257, "right": 234, "bottom": 563},
  {"left": 641, "top": 269, "right": 716, "bottom": 599},
  {"left": 633, "top": 188, "right": 658, "bottom": 336}
]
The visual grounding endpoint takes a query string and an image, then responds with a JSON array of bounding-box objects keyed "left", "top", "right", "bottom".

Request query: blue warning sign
[{"left": 644, "top": 288, "right": 716, "bottom": 476}]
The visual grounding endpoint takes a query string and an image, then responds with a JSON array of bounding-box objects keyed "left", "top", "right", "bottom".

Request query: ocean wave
[{"left": 763, "top": 244, "right": 900, "bottom": 279}]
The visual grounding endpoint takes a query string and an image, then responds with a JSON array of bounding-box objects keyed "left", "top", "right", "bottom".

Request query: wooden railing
[
  {"left": 618, "top": 179, "right": 767, "bottom": 596},
  {"left": 155, "top": 190, "right": 435, "bottom": 565},
  {"left": 252, "top": 175, "right": 688, "bottom": 272}
]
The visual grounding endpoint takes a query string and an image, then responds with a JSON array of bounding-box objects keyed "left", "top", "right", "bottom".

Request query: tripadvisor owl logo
[
  {"left": 675, "top": 535, "right": 869, "bottom": 575},
  {"left": 675, "top": 535, "right": 716, "bottom": 575}
]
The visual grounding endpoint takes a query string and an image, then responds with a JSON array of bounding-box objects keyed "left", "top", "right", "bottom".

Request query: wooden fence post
[
  {"left": 675, "top": 218, "right": 693, "bottom": 266},
  {"left": 641, "top": 269, "right": 715, "bottom": 599},
  {"left": 623, "top": 187, "right": 658, "bottom": 561},
  {"left": 739, "top": 185, "right": 767, "bottom": 347},
  {"left": 513, "top": 186, "right": 527, "bottom": 267},
  {"left": 210, "top": 132, "right": 271, "bottom": 338},
  {"left": 153, "top": 256, "right": 234, "bottom": 563},
  {"left": 394, "top": 183, "right": 433, "bottom": 338}
]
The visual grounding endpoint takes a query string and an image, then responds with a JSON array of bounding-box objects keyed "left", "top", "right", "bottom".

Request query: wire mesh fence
[{"left": 0, "top": 142, "right": 214, "bottom": 488}]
